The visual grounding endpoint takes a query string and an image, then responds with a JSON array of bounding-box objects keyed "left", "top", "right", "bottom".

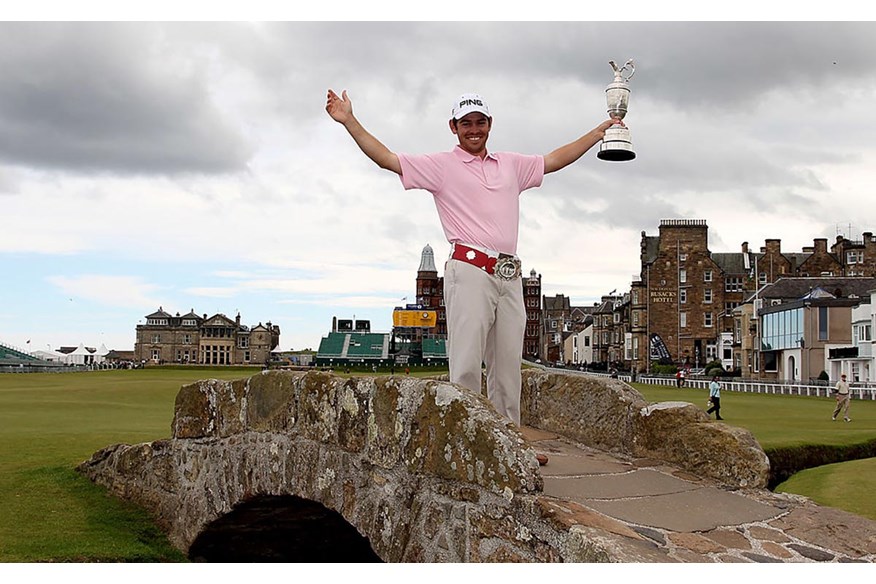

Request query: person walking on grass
[
  {"left": 832, "top": 373, "right": 851, "bottom": 422},
  {"left": 706, "top": 375, "right": 723, "bottom": 420}
]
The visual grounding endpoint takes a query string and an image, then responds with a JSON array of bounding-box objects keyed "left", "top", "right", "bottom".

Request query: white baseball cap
[{"left": 451, "top": 93, "right": 490, "bottom": 120}]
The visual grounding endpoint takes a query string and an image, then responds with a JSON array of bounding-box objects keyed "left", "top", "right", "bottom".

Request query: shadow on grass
[{"left": 766, "top": 437, "right": 876, "bottom": 489}]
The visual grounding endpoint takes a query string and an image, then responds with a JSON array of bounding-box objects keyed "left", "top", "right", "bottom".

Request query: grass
[
  {"left": 629, "top": 382, "right": 876, "bottom": 520},
  {"left": 0, "top": 368, "right": 257, "bottom": 562},
  {"left": 627, "top": 383, "right": 876, "bottom": 450},
  {"left": 774, "top": 457, "right": 876, "bottom": 521},
  {"left": 0, "top": 368, "right": 874, "bottom": 562}
]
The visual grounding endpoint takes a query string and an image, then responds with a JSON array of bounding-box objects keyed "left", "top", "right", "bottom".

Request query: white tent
[
  {"left": 95, "top": 343, "right": 110, "bottom": 364},
  {"left": 31, "top": 349, "right": 68, "bottom": 363},
  {"left": 67, "top": 343, "right": 95, "bottom": 366}
]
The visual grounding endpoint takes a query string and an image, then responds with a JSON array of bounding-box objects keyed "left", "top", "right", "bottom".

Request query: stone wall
[{"left": 520, "top": 370, "right": 770, "bottom": 488}]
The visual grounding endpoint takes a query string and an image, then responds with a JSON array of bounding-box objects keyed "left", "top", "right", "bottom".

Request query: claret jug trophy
[{"left": 597, "top": 59, "right": 636, "bottom": 162}]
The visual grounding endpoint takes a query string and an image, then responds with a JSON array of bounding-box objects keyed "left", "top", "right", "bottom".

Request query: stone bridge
[{"left": 78, "top": 370, "right": 876, "bottom": 562}]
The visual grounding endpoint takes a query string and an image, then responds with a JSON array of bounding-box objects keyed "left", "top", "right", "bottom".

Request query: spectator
[{"left": 832, "top": 373, "right": 851, "bottom": 422}]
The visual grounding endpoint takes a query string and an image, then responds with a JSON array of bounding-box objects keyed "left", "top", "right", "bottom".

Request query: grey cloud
[{"left": 0, "top": 22, "right": 252, "bottom": 175}]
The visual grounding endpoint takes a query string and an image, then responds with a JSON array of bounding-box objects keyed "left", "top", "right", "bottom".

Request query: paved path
[{"left": 522, "top": 426, "right": 876, "bottom": 563}]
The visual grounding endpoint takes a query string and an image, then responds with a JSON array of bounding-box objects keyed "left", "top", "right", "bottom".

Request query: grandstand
[
  {"left": 0, "top": 341, "right": 39, "bottom": 362},
  {"left": 422, "top": 338, "right": 447, "bottom": 359},
  {"left": 316, "top": 332, "right": 391, "bottom": 366},
  {"left": 0, "top": 340, "right": 56, "bottom": 371}
]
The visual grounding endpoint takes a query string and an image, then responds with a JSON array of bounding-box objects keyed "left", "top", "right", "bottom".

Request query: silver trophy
[{"left": 597, "top": 59, "right": 636, "bottom": 162}]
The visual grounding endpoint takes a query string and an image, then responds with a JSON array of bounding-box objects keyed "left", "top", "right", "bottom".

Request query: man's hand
[
  {"left": 326, "top": 89, "right": 353, "bottom": 125},
  {"left": 324, "top": 88, "right": 401, "bottom": 175}
]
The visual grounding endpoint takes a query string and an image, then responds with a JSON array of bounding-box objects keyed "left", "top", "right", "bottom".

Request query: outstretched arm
[
  {"left": 543, "top": 119, "right": 620, "bottom": 174},
  {"left": 326, "top": 89, "right": 402, "bottom": 175}
]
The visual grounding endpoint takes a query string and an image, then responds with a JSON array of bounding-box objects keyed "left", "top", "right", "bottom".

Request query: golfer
[{"left": 325, "top": 88, "right": 617, "bottom": 430}]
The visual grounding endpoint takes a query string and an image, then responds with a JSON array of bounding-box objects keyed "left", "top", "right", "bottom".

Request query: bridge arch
[{"left": 188, "top": 494, "right": 381, "bottom": 562}]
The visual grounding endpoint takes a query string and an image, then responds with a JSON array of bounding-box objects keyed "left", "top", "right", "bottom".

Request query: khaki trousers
[
  {"left": 832, "top": 393, "right": 851, "bottom": 420},
  {"left": 444, "top": 258, "right": 525, "bottom": 426}
]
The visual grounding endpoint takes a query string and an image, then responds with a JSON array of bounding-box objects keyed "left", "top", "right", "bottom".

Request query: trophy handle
[{"left": 609, "top": 59, "right": 635, "bottom": 82}]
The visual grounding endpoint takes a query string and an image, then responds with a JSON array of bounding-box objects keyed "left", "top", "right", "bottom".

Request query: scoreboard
[{"left": 392, "top": 308, "right": 437, "bottom": 328}]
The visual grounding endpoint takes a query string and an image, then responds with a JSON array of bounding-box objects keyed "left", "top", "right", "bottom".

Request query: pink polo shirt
[{"left": 398, "top": 146, "right": 544, "bottom": 255}]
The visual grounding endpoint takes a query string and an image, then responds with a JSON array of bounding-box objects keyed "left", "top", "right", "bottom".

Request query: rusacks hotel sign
[{"left": 650, "top": 289, "right": 677, "bottom": 303}]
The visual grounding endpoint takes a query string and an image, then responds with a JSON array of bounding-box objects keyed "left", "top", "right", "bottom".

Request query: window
[
  {"left": 818, "top": 306, "right": 829, "bottom": 341},
  {"left": 182, "top": 334, "right": 192, "bottom": 345},
  {"left": 679, "top": 268, "right": 687, "bottom": 283},
  {"left": 704, "top": 312, "right": 713, "bottom": 327},
  {"left": 725, "top": 301, "right": 740, "bottom": 313},
  {"left": 704, "top": 270, "right": 713, "bottom": 282},
  {"left": 632, "top": 312, "right": 639, "bottom": 326},
  {"left": 726, "top": 276, "right": 743, "bottom": 292},
  {"left": 761, "top": 308, "right": 804, "bottom": 351},
  {"left": 632, "top": 290, "right": 639, "bottom": 304},
  {"left": 706, "top": 341, "right": 717, "bottom": 360},
  {"left": 847, "top": 250, "right": 864, "bottom": 264},
  {"left": 584, "top": 336, "right": 590, "bottom": 347},
  {"left": 704, "top": 289, "right": 713, "bottom": 304},
  {"left": 680, "top": 312, "right": 688, "bottom": 328},
  {"left": 151, "top": 334, "right": 160, "bottom": 343},
  {"left": 679, "top": 253, "right": 687, "bottom": 262},
  {"left": 758, "top": 272, "right": 767, "bottom": 285},
  {"left": 680, "top": 289, "right": 687, "bottom": 304}
]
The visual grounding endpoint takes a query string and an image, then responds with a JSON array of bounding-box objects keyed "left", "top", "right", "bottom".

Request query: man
[
  {"left": 325, "top": 88, "right": 617, "bottom": 430},
  {"left": 832, "top": 373, "right": 851, "bottom": 422},
  {"left": 706, "top": 375, "right": 723, "bottom": 420}
]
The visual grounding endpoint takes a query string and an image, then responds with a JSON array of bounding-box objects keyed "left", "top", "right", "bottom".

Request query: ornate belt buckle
[{"left": 493, "top": 256, "right": 521, "bottom": 281}]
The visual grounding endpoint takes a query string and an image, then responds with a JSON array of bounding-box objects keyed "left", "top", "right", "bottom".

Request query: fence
[{"left": 542, "top": 366, "right": 876, "bottom": 401}]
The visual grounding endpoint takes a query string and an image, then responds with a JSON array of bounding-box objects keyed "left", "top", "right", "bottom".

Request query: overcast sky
[{"left": 3, "top": 16, "right": 876, "bottom": 354}]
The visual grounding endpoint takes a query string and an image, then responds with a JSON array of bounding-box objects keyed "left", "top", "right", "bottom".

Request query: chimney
[
  {"left": 741, "top": 241, "right": 749, "bottom": 254},
  {"left": 814, "top": 238, "right": 828, "bottom": 253}
]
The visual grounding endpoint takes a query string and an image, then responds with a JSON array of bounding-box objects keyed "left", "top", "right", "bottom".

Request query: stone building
[
  {"left": 412, "top": 244, "right": 542, "bottom": 360},
  {"left": 134, "top": 308, "right": 280, "bottom": 366},
  {"left": 414, "top": 244, "right": 446, "bottom": 338},
  {"left": 634, "top": 219, "right": 743, "bottom": 372},
  {"left": 626, "top": 220, "right": 876, "bottom": 374},
  {"left": 541, "top": 294, "right": 570, "bottom": 363},
  {"left": 832, "top": 232, "right": 876, "bottom": 276}
]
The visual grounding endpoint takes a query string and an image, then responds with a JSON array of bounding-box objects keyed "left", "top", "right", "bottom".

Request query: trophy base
[
  {"left": 597, "top": 148, "right": 636, "bottom": 162},
  {"left": 597, "top": 125, "right": 635, "bottom": 162}
]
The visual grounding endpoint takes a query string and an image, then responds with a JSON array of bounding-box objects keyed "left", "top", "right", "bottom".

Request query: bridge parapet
[{"left": 521, "top": 370, "right": 770, "bottom": 488}]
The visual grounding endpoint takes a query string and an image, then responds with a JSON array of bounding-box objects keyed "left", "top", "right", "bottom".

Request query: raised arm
[
  {"left": 325, "top": 89, "right": 402, "bottom": 175},
  {"left": 543, "top": 118, "right": 620, "bottom": 174}
]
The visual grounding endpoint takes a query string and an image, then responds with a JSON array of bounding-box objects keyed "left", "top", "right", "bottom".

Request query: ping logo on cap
[{"left": 451, "top": 92, "right": 490, "bottom": 119}]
